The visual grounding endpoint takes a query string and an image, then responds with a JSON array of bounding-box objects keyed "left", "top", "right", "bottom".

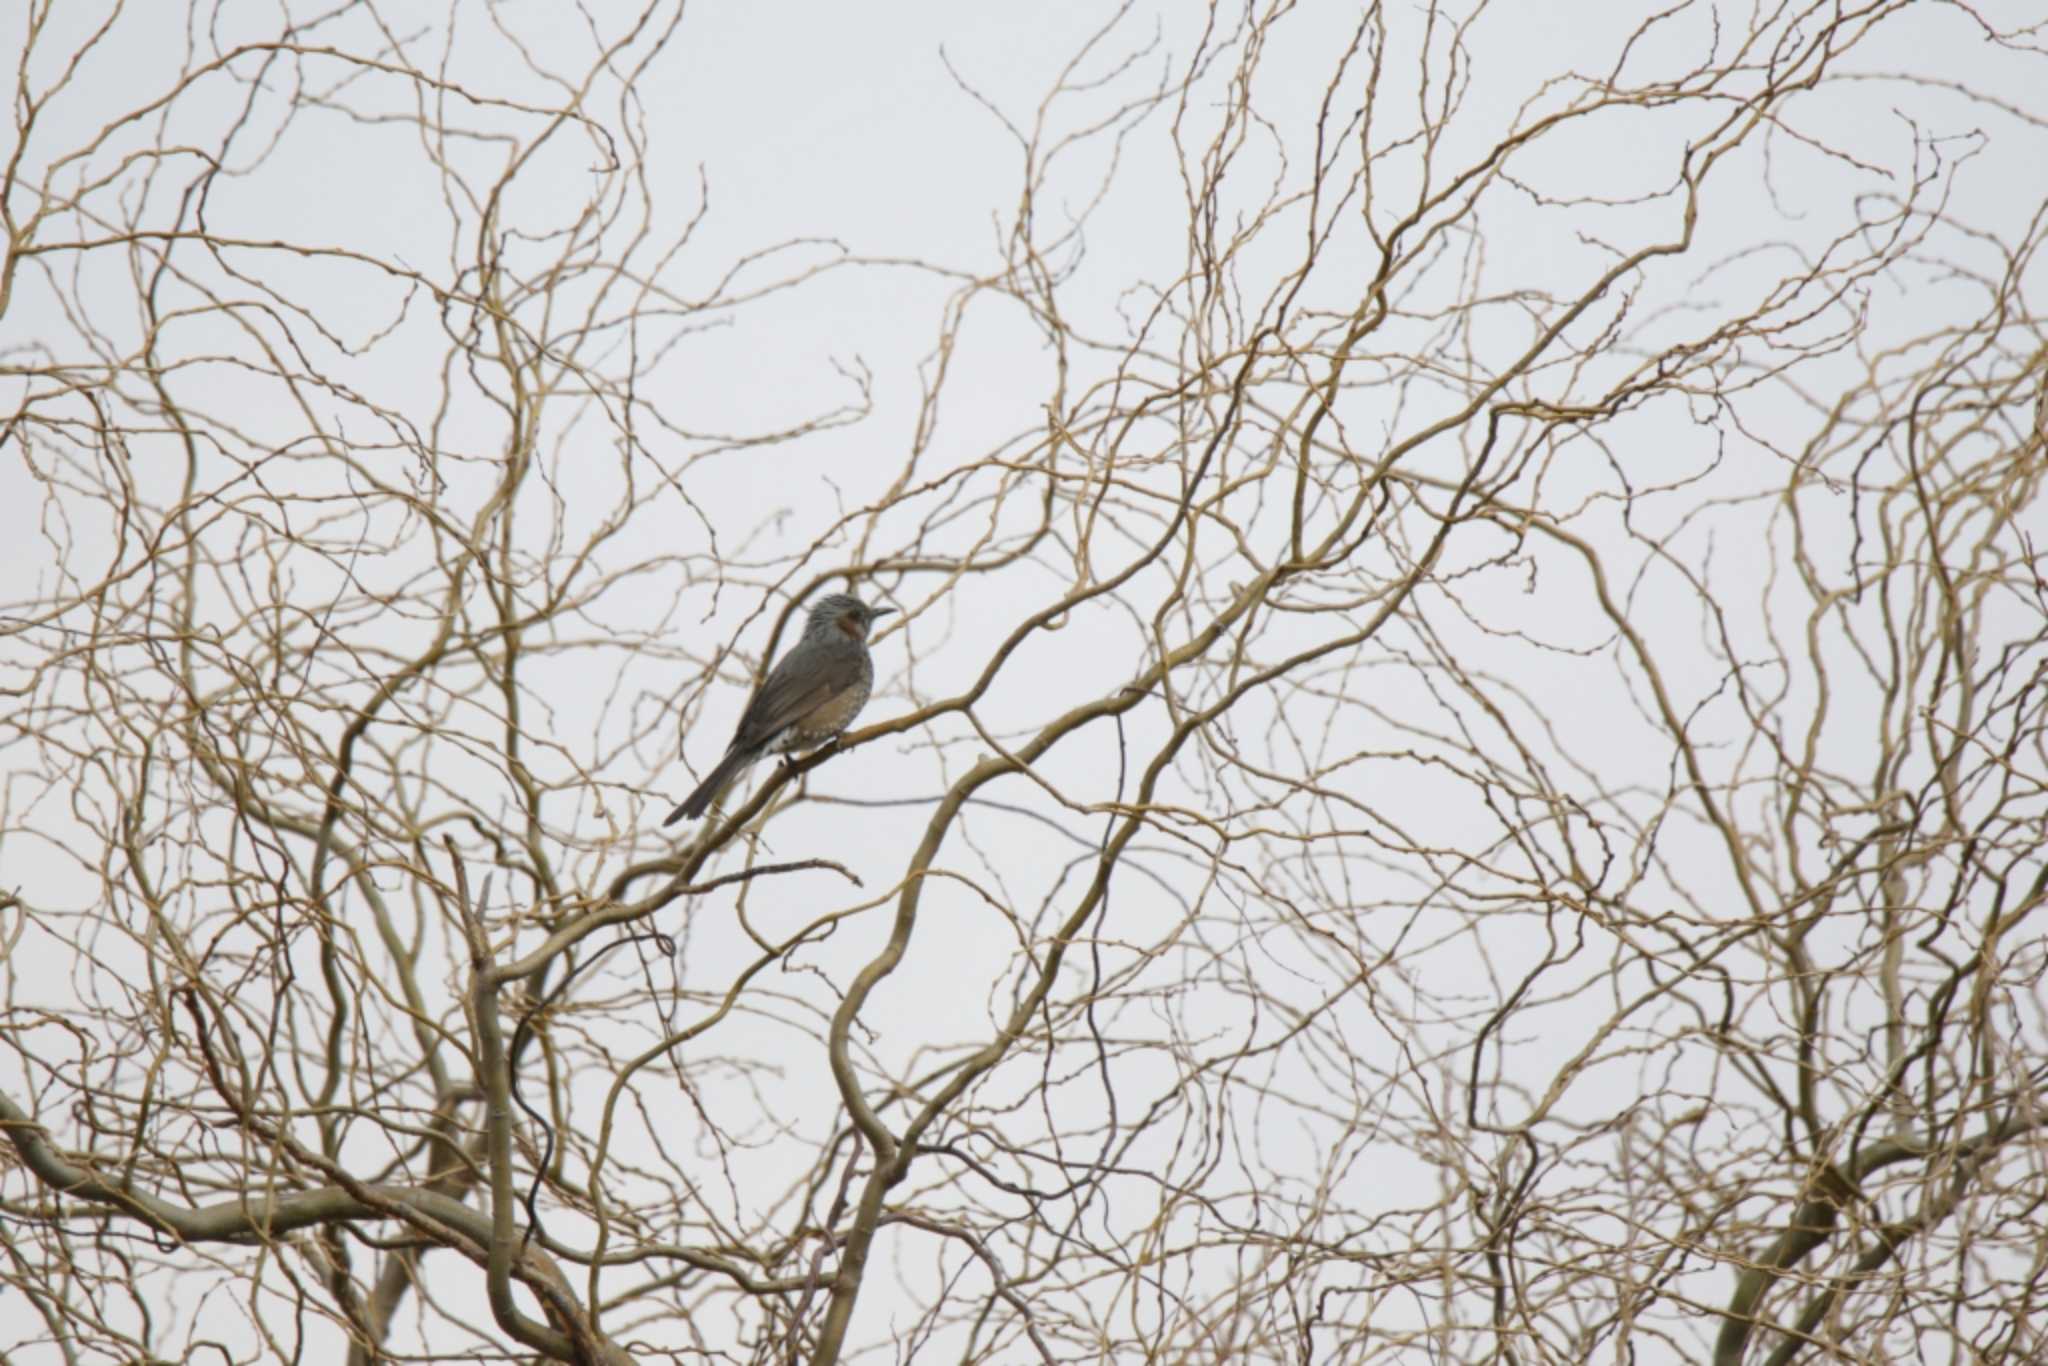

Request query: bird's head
[{"left": 808, "top": 592, "right": 895, "bottom": 642}]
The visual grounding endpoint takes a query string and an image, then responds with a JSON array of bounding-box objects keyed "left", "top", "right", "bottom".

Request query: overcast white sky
[{"left": 3, "top": 2, "right": 2046, "bottom": 1361}]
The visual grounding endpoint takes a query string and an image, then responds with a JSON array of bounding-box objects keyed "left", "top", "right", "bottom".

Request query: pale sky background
[{"left": 3, "top": 1, "right": 2045, "bottom": 1361}]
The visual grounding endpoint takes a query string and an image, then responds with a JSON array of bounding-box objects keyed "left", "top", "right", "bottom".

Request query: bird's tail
[{"left": 664, "top": 747, "right": 758, "bottom": 826}]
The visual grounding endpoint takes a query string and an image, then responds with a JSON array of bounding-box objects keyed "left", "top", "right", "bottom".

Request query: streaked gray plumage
[{"left": 665, "top": 593, "right": 893, "bottom": 825}]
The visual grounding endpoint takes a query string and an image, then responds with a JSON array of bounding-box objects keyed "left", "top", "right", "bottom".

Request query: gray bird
[{"left": 665, "top": 593, "right": 894, "bottom": 825}]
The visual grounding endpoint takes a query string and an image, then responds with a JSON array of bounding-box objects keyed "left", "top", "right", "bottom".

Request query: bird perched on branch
[{"left": 664, "top": 593, "right": 894, "bottom": 825}]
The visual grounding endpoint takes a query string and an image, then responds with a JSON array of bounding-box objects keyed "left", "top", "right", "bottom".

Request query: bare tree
[{"left": 4, "top": 2, "right": 2045, "bottom": 1363}]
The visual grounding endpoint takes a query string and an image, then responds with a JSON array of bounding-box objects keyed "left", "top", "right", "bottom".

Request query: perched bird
[{"left": 665, "top": 593, "right": 894, "bottom": 825}]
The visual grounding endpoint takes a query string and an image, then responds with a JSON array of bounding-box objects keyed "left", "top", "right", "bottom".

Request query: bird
[{"left": 664, "top": 592, "right": 894, "bottom": 825}]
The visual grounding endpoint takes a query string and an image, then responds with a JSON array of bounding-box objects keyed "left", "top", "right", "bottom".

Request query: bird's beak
[{"left": 870, "top": 606, "right": 897, "bottom": 620}]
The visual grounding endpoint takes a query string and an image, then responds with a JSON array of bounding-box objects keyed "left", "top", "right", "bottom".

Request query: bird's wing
[{"left": 729, "top": 646, "right": 863, "bottom": 750}]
